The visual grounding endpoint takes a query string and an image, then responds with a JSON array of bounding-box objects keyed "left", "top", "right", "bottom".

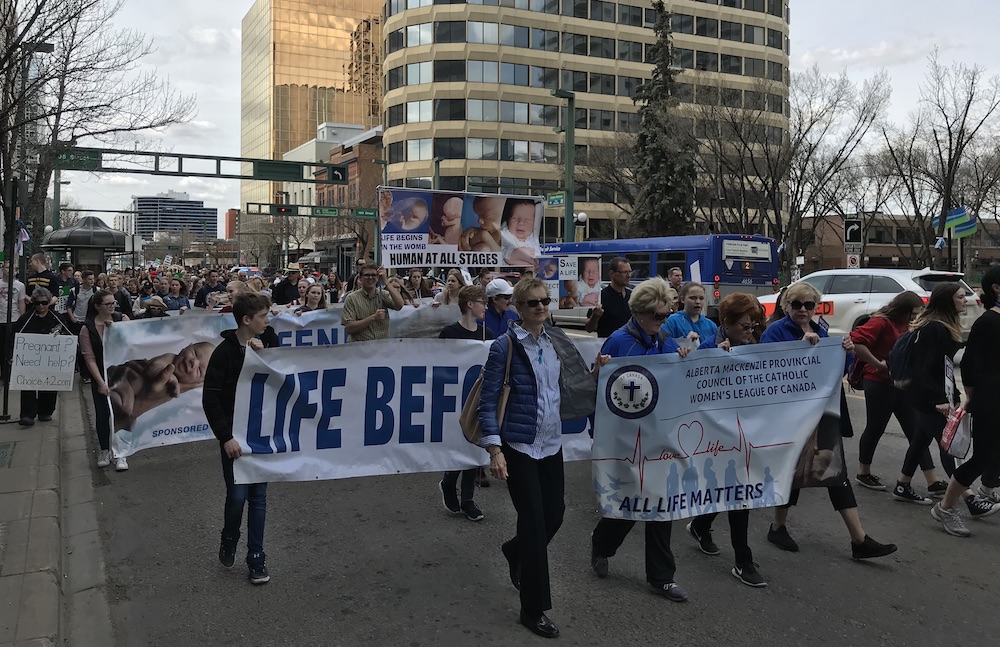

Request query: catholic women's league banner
[
  {"left": 592, "top": 339, "right": 846, "bottom": 522},
  {"left": 103, "top": 304, "right": 463, "bottom": 457},
  {"left": 379, "top": 188, "right": 543, "bottom": 268},
  {"left": 230, "top": 338, "right": 604, "bottom": 485}
]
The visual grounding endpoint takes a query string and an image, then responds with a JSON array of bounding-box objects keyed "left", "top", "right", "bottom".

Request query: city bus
[{"left": 539, "top": 234, "right": 779, "bottom": 325}]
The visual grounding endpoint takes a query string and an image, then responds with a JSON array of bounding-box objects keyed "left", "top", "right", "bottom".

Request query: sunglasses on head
[
  {"left": 520, "top": 297, "right": 552, "bottom": 307},
  {"left": 790, "top": 300, "right": 817, "bottom": 311}
]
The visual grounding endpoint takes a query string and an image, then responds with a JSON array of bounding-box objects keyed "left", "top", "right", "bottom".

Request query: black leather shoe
[
  {"left": 519, "top": 610, "right": 559, "bottom": 638},
  {"left": 501, "top": 541, "right": 520, "bottom": 590}
]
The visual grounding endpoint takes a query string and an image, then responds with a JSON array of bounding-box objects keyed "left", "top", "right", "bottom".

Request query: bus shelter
[{"left": 41, "top": 216, "right": 126, "bottom": 270}]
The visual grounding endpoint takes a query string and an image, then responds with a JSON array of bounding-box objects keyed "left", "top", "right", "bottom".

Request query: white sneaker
[
  {"left": 115, "top": 456, "right": 129, "bottom": 472},
  {"left": 97, "top": 450, "right": 111, "bottom": 468}
]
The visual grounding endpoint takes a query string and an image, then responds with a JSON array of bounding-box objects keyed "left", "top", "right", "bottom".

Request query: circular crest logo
[{"left": 605, "top": 365, "right": 658, "bottom": 419}]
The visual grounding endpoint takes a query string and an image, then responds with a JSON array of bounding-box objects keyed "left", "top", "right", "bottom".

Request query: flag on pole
[
  {"left": 953, "top": 212, "right": 978, "bottom": 239},
  {"left": 932, "top": 206, "right": 969, "bottom": 230}
]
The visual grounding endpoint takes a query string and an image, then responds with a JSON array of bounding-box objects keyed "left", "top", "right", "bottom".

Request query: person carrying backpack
[
  {"left": 850, "top": 292, "right": 949, "bottom": 498},
  {"left": 893, "top": 283, "right": 998, "bottom": 536}
]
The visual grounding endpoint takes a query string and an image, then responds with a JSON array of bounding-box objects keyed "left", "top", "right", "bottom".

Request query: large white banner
[
  {"left": 231, "top": 338, "right": 603, "bottom": 485},
  {"left": 593, "top": 339, "right": 845, "bottom": 522},
  {"left": 104, "top": 304, "right": 465, "bottom": 457}
]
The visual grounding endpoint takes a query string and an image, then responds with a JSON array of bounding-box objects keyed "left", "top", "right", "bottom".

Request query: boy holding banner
[{"left": 203, "top": 293, "right": 277, "bottom": 585}]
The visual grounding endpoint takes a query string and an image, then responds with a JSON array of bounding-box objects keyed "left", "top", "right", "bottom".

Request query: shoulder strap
[{"left": 503, "top": 332, "right": 514, "bottom": 385}]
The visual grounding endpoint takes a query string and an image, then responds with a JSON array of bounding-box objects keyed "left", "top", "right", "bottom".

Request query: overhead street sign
[
  {"left": 547, "top": 192, "right": 565, "bottom": 207},
  {"left": 313, "top": 207, "right": 341, "bottom": 217},
  {"left": 54, "top": 149, "right": 102, "bottom": 171}
]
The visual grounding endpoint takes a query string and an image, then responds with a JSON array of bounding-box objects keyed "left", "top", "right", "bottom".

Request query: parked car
[{"left": 758, "top": 268, "right": 984, "bottom": 340}]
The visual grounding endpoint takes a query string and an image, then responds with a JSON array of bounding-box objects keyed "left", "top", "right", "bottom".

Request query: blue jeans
[{"left": 220, "top": 446, "right": 267, "bottom": 565}]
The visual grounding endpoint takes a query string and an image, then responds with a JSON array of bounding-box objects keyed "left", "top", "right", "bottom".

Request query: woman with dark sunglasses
[
  {"left": 759, "top": 282, "right": 896, "bottom": 559},
  {"left": 590, "top": 277, "right": 693, "bottom": 602},
  {"left": 478, "top": 277, "right": 608, "bottom": 638},
  {"left": 689, "top": 292, "right": 767, "bottom": 586},
  {"left": 13, "top": 287, "right": 72, "bottom": 427}
]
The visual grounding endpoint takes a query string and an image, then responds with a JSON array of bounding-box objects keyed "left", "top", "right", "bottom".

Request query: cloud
[
  {"left": 102, "top": 176, "right": 150, "bottom": 187},
  {"left": 797, "top": 39, "right": 960, "bottom": 72}
]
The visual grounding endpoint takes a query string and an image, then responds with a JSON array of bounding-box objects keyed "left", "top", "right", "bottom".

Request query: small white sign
[
  {"left": 10, "top": 333, "right": 77, "bottom": 391},
  {"left": 846, "top": 254, "right": 860, "bottom": 269}
]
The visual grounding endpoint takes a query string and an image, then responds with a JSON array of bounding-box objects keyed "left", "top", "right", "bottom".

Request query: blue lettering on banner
[
  {"left": 289, "top": 370, "right": 318, "bottom": 452},
  {"left": 316, "top": 368, "right": 347, "bottom": 449},
  {"left": 277, "top": 328, "right": 341, "bottom": 347},
  {"left": 247, "top": 373, "right": 273, "bottom": 454},
  {"left": 399, "top": 367, "right": 426, "bottom": 444},
  {"left": 430, "top": 367, "right": 458, "bottom": 443},
  {"left": 150, "top": 423, "right": 210, "bottom": 438},
  {"left": 272, "top": 374, "right": 296, "bottom": 453},
  {"left": 365, "top": 367, "right": 395, "bottom": 446}
]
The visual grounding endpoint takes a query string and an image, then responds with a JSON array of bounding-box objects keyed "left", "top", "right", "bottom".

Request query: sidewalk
[{"left": 0, "top": 384, "right": 113, "bottom": 646}]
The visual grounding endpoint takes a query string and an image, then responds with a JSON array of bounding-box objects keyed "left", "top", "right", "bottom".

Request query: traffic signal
[{"left": 269, "top": 204, "right": 298, "bottom": 216}]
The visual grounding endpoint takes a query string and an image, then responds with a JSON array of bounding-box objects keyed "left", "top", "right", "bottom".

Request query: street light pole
[
  {"left": 433, "top": 157, "right": 441, "bottom": 190},
  {"left": 551, "top": 88, "right": 575, "bottom": 242}
]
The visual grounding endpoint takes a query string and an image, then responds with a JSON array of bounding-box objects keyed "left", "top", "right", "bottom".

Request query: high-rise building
[
  {"left": 240, "top": 0, "right": 383, "bottom": 224},
  {"left": 381, "top": 0, "right": 791, "bottom": 240},
  {"left": 225, "top": 209, "right": 240, "bottom": 239},
  {"left": 118, "top": 191, "right": 218, "bottom": 242}
]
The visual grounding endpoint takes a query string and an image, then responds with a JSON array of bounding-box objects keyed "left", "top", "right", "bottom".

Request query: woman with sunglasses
[
  {"left": 589, "top": 278, "right": 693, "bottom": 602},
  {"left": 79, "top": 289, "right": 131, "bottom": 470},
  {"left": 14, "top": 287, "right": 73, "bottom": 427},
  {"left": 478, "top": 277, "right": 608, "bottom": 639},
  {"left": 850, "top": 291, "right": 948, "bottom": 499},
  {"left": 688, "top": 292, "right": 767, "bottom": 586},
  {"left": 759, "top": 282, "right": 897, "bottom": 559}
]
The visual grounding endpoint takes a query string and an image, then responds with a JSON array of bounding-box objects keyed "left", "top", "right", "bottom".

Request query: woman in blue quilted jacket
[{"left": 477, "top": 277, "right": 608, "bottom": 639}]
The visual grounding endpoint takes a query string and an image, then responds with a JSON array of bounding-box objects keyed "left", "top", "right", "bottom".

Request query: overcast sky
[{"left": 58, "top": 0, "right": 1000, "bottom": 235}]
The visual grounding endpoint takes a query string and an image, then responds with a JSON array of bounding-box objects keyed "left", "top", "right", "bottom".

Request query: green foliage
[{"left": 629, "top": 1, "right": 698, "bottom": 237}]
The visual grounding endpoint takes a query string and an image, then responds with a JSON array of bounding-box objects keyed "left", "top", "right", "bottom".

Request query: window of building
[
  {"left": 744, "top": 90, "right": 764, "bottom": 110},
  {"left": 618, "top": 4, "right": 643, "bottom": 26},
  {"left": 531, "top": 28, "right": 560, "bottom": 51},
  {"left": 744, "top": 57, "right": 766, "bottom": 78},
  {"left": 433, "top": 60, "right": 466, "bottom": 82},
  {"left": 387, "top": 141, "right": 404, "bottom": 164},
  {"left": 696, "top": 86, "right": 719, "bottom": 105},
  {"left": 673, "top": 47, "right": 694, "bottom": 69},
  {"left": 405, "top": 177, "right": 433, "bottom": 189},
  {"left": 562, "top": 32, "right": 588, "bottom": 55},
  {"left": 407, "top": 138, "right": 433, "bottom": 161},
  {"left": 767, "top": 28, "right": 783, "bottom": 50},
  {"left": 387, "top": 104, "right": 404, "bottom": 126},
  {"left": 618, "top": 40, "right": 644, "bottom": 62},
  {"left": 468, "top": 99, "right": 499, "bottom": 121},
  {"left": 530, "top": 66, "right": 559, "bottom": 89},
  {"left": 766, "top": 125, "right": 783, "bottom": 144},
  {"left": 574, "top": 107, "right": 588, "bottom": 129},
  {"left": 696, "top": 51, "right": 719, "bottom": 72},
  {"left": 406, "top": 23, "right": 432, "bottom": 47},
  {"left": 590, "top": 36, "right": 615, "bottom": 59},
  {"left": 744, "top": 24, "right": 765, "bottom": 45},
  {"left": 745, "top": 0, "right": 765, "bottom": 11},
  {"left": 434, "top": 21, "right": 466, "bottom": 43},
  {"left": 768, "top": 61, "right": 783, "bottom": 81},
  {"left": 500, "top": 0, "right": 530, "bottom": 7},
  {"left": 467, "top": 22, "right": 500, "bottom": 44},
  {"left": 434, "top": 98, "right": 466, "bottom": 121},
  {"left": 721, "top": 54, "right": 742, "bottom": 74},
  {"left": 469, "top": 0, "right": 500, "bottom": 4},
  {"left": 500, "top": 24, "right": 530, "bottom": 47},
  {"left": 720, "top": 20, "right": 741, "bottom": 41},
  {"left": 618, "top": 76, "right": 641, "bottom": 97},
  {"left": 434, "top": 137, "right": 466, "bottom": 160},
  {"left": 406, "top": 61, "right": 432, "bottom": 85},
  {"left": 618, "top": 111, "right": 639, "bottom": 131},
  {"left": 671, "top": 14, "right": 694, "bottom": 34},
  {"left": 500, "top": 100, "right": 529, "bottom": 124},
  {"left": 500, "top": 139, "right": 530, "bottom": 162},
  {"left": 406, "top": 0, "right": 431, "bottom": 8},
  {"left": 407, "top": 100, "right": 432, "bottom": 123},
  {"left": 721, "top": 87, "right": 742, "bottom": 107},
  {"left": 766, "top": 93, "right": 783, "bottom": 114},
  {"left": 696, "top": 17, "right": 719, "bottom": 38},
  {"left": 530, "top": 104, "right": 559, "bottom": 126},
  {"left": 500, "top": 62, "right": 529, "bottom": 86},
  {"left": 722, "top": 0, "right": 741, "bottom": 6},
  {"left": 388, "top": 0, "right": 405, "bottom": 15},
  {"left": 468, "top": 60, "right": 499, "bottom": 83},
  {"left": 562, "top": 70, "right": 588, "bottom": 92},
  {"left": 768, "top": 0, "right": 783, "bottom": 17},
  {"left": 590, "top": 0, "right": 615, "bottom": 22},
  {"left": 589, "top": 109, "right": 615, "bottom": 131},
  {"left": 644, "top": 7, "right": 657, "bottom": 27},
  {"left": 674, "top": 83, "right": 694, "bottom": 103},
  {"left": 531, "top": 0, "right": 560, "bottom": 13},
  {"left": 468, "top": 138, "right": 500, "bottom": 160},
  {"left": 468, "top": 176, "right": 500, "bottom": 193},
  {"left": 388, "top": 67, "right": 404, "bottom": 90},
  {"left": 561, "top": 0, "right": 588, "bottom": 18},
  {"left": 867, "top": 226, "right": 893, "bottom": 245},
  {"left": 589, "top": 72, "right": 615, "bottom": 95},
  {"left": 387, "top": 29, "right": 404, "bottom": 53}
]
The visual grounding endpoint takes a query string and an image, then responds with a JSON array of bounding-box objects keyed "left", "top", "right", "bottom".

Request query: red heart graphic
[{"left": 675, "top": 420, "right": 704, "bottom": 459}]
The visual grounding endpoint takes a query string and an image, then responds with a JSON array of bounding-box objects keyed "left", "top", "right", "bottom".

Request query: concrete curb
[{"left": 59, "top": 385, "right": 113, "bottom": 646}]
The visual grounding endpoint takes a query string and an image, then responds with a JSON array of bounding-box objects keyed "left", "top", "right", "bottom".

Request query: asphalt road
[{"left": 92, "top": 391, "right": 1000, "bottom": 647}]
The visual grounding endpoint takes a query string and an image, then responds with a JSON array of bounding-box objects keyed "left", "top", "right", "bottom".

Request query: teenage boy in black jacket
[{"left": 203, "top": 292, "right": 276, "bottom": 585}]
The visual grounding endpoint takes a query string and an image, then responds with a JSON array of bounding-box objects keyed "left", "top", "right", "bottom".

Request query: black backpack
[{"left": 887, "top": 329, "right": 919, "bottom": 390}]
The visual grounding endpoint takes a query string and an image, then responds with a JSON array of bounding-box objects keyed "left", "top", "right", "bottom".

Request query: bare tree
[
  {"left": 285, "top": 216, "right": 315, "bottom": 259},
  {"left": 572, "top": 132, "right": 640, "bottom": 220}
]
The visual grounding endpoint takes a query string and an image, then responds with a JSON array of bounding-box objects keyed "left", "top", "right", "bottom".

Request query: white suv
[{"left": 758, "top": 269, "right": 985, "bottom": 339}]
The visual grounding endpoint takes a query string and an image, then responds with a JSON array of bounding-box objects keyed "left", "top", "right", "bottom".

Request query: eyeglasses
[
  {"left": 519, "top": 297, "right": 552, "bottom": 308},
  {"left": 650, "top": 310, "right": 670, "bottom": 321},
  {"left": 737, "top": 321, "right": 760, "bottom": 332},
  {"left": 32, "top": 301, "right": 48, "bottom": 307},
  {"left": 100, "top": 301, "right": 116, "bottom": 307},
  {"left": 361, "top": 274, "right": 378, "bottom": 279},
  {"left": 790, "top": 300, "right": 817, "bottom": 311}
]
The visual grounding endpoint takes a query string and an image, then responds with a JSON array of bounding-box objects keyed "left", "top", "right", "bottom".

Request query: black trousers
[
  {"left": 442, "top": 467, "right": 477, "bottom": 502},
  {"left": 859, "top": 379, "right": 934, "bottom": 470},
  {"left": 591, "top": 517, "right": 675, "bottom": 585},
  {"left": 780, "top": 482, "right": 858, "bottom": 511},
  {"left": 90, "top": 380, "right": 112, "bottom": 451},
  {"left": 502, "top": 445, "right": 564, "bottom": 615},
  {"left": 20, "top": 390, "right": 57, "bottom": 420},
  {"left": 690, "top": 509, "right": 752, "bottom": 565},
  {"left": 903, "top": 409, "right": 956, "bottom": 479},
  {"left": 954, "top": 415, "right": 1000, "bottom": 488}
]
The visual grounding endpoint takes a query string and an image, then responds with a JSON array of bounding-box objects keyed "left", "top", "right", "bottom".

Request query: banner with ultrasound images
[{"left": 592, "top": 339, "right": 846, "bottom": 522}]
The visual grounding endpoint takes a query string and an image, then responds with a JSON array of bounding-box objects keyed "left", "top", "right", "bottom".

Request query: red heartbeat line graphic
[{"left": 593, "top": 415, "right": 794, "bottom": 489}]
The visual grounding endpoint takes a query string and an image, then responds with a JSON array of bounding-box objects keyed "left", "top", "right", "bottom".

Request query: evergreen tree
[{"left": 629, "top": 1, "right": 698, "bottom": 236}]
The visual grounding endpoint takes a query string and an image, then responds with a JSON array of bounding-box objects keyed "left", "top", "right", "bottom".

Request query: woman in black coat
[{"left": 13, "top": 287, "right": 71, "bottom": 426}]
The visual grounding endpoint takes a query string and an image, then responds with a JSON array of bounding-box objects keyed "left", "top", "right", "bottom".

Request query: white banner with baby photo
[
  {"left": 378, "top": 188, "right": 543, "bottom": 268},
  {"left": 230, "top": 338, "right": 604, "bottom": 485},
  {"left": 592, "top": 339, "right": 847, "bottom": 522},
  {"left": 103, "top": 304, "right": 463, "bottom": 457}
]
